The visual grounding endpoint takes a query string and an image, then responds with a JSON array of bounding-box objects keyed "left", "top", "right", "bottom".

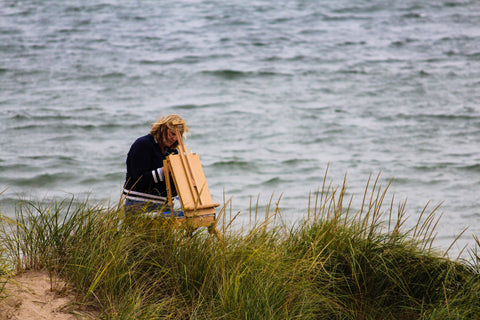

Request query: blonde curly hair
[{"left": 150, "top": 114, "right": 190, "bottom": 148}]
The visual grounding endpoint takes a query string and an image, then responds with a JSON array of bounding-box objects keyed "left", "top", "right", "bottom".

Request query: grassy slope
[{"left": 1, "top": 175, "right": 479, "bottom": 319}]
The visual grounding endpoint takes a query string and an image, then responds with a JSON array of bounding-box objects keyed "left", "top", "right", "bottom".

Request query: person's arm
[{"left": 127, "top": 139, "right": 165, "bottom": 190}]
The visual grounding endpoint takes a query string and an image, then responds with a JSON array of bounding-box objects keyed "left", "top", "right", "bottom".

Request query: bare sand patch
[{"left": 0, "top": 270, "right": 97, "bottom": 320}]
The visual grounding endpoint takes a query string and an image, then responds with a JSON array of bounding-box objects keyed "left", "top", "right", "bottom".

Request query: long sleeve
[{"left": 124, "top": 134, "right": 168, "bottom": 196}]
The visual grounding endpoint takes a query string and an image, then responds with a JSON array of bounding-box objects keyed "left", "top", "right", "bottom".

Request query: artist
[{"left": 123, "top": 114, "right": 189, "bottom": 216}]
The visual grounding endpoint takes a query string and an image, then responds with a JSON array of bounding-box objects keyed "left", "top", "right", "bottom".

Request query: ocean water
[{"left": 1, "top": 0, "right": 479, "bottom": 255}]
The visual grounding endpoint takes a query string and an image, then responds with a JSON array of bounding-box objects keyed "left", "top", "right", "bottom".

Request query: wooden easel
[{"left": 163, "top": 120, "right": 220, "bottom": 236}]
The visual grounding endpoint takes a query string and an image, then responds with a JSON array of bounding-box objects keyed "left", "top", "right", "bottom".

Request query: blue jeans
[{"left": 124, "top": 199, "right": 184, "bottom": 218}]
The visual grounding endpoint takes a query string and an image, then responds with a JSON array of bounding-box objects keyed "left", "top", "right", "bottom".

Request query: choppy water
[{"left": 1, "top": 0, "right": 479, "bottom": 254}]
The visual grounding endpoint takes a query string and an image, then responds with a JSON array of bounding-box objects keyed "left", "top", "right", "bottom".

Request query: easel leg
[
  {"left": 208, "top": 225, "right": 222, "bottom": 241},
  {"left": 163, "top": 159, "right": 174, "bottom": 213}
]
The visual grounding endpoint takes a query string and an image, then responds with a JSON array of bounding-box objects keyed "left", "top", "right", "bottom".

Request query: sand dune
[{"left": 0, "top": 270, "right": 96, "bottom": 320}]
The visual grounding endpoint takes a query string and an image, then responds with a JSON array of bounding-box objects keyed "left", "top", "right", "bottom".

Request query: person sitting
[{"left": 122, "top": 114, "right": 189, "bottom": 220}]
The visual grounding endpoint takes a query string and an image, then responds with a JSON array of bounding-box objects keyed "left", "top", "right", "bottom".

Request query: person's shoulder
[
  {"left": 133, "top": 134, "right": 154, "bottom": 145},
  {"left": 130, "top": 134, "right": 155, "bottom": 151}
]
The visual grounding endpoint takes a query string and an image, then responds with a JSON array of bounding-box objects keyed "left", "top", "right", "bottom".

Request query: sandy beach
[{"left": 0, "top": 270, "right": 96, "bottom": 320}]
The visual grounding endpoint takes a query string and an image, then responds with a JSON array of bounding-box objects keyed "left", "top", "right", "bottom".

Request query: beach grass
[{"left": 1, "top": 174, "right": 480, "bottom": 319}]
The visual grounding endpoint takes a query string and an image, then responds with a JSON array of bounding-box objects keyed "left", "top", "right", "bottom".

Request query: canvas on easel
[{"left": 163, "top": 121, "right": 220, "bottom": 230}]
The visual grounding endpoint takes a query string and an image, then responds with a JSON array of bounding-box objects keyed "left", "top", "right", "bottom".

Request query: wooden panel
[
  {"left": 182, "top": 215, "right": 216, "bottom": 227},
  {"left": 167, "top": 153, "right": 218, "bottom": 218}
]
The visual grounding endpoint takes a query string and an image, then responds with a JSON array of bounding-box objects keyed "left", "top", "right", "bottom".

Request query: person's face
[{"left": 164, "top": 129, "right": 178, "bottom": 147}]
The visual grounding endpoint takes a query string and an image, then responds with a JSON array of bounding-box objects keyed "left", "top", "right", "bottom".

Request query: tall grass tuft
[{"left": 1, "top": 173, "right": 480, "bottom": 319}]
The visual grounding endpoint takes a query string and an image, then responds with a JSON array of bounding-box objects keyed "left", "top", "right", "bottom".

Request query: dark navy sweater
[{"left": 123, "top": 134, "right": 177, "bottom": 203}]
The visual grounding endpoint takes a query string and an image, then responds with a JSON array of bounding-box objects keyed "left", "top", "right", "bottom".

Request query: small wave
[
  {"left": 171, "top": 104, "right": 198, "bottom": 110},
  {"left": 0, "top": 26, "right": 22, "bottom": 35},
  {"left": 444, "top": 1, "right": 467, "bottom": 7},
  {"left": 466, "top": 52, "right": 480, "bottom": 60},
  {"left": 242, "top": 177, "right": 285, "bottom": 190},
  {"left": 401, "top": 12, "right": 425, "bottom": 19},
  {"left": 298, "top": 29, "right": 326, "bottom": 36},
  {"left": 8, "top": 172, "right": 70, "bottom": 188},
  {"left": 390, "top": 38, "right": 416, "bottom": 48},
  {"left": 20, "top": 155, "right": 76, "bottom": 163},
  {"left": 202, "top": 69, "right": 249, "bottom": 79},
  {"left": 397, "top": 113, "right": 479, "bottom": 121},
  {"left": 281, "top": 158, "right": 314, "bottom": 166},
  {"left": 64, "top": 3, "right": 113, "bottom": 13},
  {"left": 138, "top": 59, "right": 164, "bottom": 65},
  {"left": 77, "top": 72, "right": 127, "bottom": 81},
  {"left": 100, "top": 72, "right": 127, "bottom": 79},
  {"left": 210, "top": 160, "right": 254, "bottom": 170},
  {"left": 0, "top": 163, "right": 30, "bottom": 173},
  {"left": 339, "top": 41, "right": 366, "bottom": 47},
  {"left": 445, "top": 49, "right": 457, "bottom": 57},
  {"left": 261, "top": 177, "right": 283, "bottom": 186},
  {"left": 12, "top": 69, "right": 43, "bottom": 77},
  {"left": 281, "top": 55, "right": 307, "bottom": 62},
  {"left": 9, "top": 123, "right": 102, "bottom": 134},
  {"left": 202, "top": 69, "right": 279, "bottom": 79},
  {"left": 413, "top": 163, "right": 455, "bottom": 172},
  {"left": 118, "top": 14, "right": 147, "bottom": 21},
  {"left": 139, "top": 53, "right": 234, "bottom": 66},
  {"left": 418, "top": 70, "right": 430, "bottom": 77},
  {"left": 322, "top": 14, "right": 369, "bottom": 22},
  {"left": 7, "top": 111, "right": 31, "bottom": 120},
  {"left": 337, "top": 68, "right": 367, "bottom": 75},
  {"left": 3, "top": 7, "right": 35, "bottom": 18},
  {"left": 45, "top": 134, "right": 77, "bottom": 142},
  {"left": 459, "top": 164, "right": 480, "bottom": 172},
  {"left": 10, "top": 123, "right": 49, "bottom": 131},
  {"left": 70, "top": 122, "right": 126, "bottom": 131}
]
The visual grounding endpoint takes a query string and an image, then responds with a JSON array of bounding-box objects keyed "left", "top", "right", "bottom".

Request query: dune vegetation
[{"left": 1, "top": 173, "right": 480, "bottom": 319}]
